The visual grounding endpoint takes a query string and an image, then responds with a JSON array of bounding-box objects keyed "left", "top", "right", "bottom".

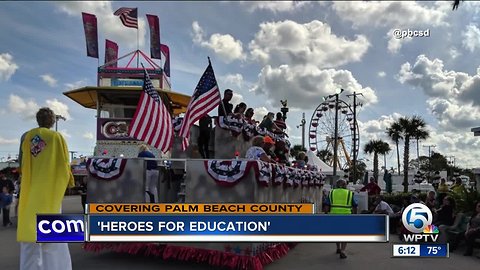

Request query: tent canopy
[{"left": 306, "top": 151, "right": 333, "bottom": 174}]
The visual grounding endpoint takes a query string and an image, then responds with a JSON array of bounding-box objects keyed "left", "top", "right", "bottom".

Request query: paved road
[{"left": 1, "top": 196, "right": 478, "bottom": 270}]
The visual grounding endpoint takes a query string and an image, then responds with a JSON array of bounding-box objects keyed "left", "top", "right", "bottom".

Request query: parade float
[{"left": 64, "top": 47, "right": 325, "bottom": 269}]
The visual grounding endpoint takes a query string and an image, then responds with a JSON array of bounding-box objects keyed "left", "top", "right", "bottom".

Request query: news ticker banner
[
  {"left": 37, "top": 204, "right": 388, "bottom": 243},
  {"left": 86, "top": 203, "right": 315, "bottom": 214},
  {"left": 392, "top": 244, "right": 449, "bottom": 258}
]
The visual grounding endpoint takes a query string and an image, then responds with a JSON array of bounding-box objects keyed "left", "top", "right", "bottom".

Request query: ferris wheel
[{"left": 308, "top": 99, "right": 359, "bottom": 170}]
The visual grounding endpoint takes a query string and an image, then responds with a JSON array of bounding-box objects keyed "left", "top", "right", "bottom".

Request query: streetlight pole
[
  {"left": 299, "top": 113, "right": 306, "bottom": 150},
  {"left": 55, "top": 114, "right": 66, "bottom": 131}
]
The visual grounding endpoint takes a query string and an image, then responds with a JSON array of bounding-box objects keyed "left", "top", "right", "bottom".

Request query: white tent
[{"left": 306, "top": 151, "right": 333, "bottom": 174}]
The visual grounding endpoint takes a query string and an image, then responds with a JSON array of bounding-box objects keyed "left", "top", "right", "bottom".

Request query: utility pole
[
  {"left": 423, "top": 145, "right": 436, "bottom": 181},
  {"left": 347, "top": 91, "right": 363, "bottom": 182},
  {"left": 423, "top": 145, "right": 436, "bottom": 160},
  {"left": 328, "top": 89, "right": 344, "bottom": 177},
  {"left": 297, "top": 113, "right": 306, "bottom": 150}
]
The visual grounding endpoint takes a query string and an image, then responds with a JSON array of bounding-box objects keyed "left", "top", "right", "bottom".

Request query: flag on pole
[
  {"left": 160, "top": 44, "right": 170, "bottom": 78},
  {"left": 114, "top": 7, "right": 138, "bottom": 29},
  {"left": 128, "top": 68, "right": 173, "bottom": 153},
  {"left": 82, "top": 12, "right": 98, "bottom": 58},
  {"left": 146, "top": 14, "right": 161, "bottom": 59},
  {"left": 105, "top": 39, "right": 118, "bottom": 68},
  {"left": 178, "top": 59, "right": 221, "bottom": 151}
]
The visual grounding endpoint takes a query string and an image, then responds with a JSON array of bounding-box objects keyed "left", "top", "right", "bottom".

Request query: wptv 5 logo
[{"left": 402, "top": 203, "right": 439, "bottom": 242}]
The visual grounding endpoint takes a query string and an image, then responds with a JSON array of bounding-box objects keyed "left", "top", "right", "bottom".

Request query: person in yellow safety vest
[{"left": 324, "top": 179, "right": 357, "bottom": 259}]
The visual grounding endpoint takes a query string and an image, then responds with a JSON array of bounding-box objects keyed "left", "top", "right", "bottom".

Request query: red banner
[
  {"left": 82, "top": 12, "right": 99, "bottom": 58},
  {"left": 105, "top": 39, "right": 118, "bottom": 68},
  {"left": 160, "top": 44, "right": 170, "bottom": 77},
  {"left": 146, "top": 14, "right": 161, "bottom": 59}
]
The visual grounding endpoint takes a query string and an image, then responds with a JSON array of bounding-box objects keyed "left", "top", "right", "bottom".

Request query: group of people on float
[
  {"left": 197, "top": 88, "right": 290, "bottom": 160},
  {"left": 217, "top": 89, "right": 287, "bottom": 134}
]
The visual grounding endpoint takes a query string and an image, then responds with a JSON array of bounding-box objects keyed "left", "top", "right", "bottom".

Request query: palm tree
[
  {"left": 413, "top": 129, "right": 429, "bottom": 160},
  {"left": 395, "top": 115, "right": 430, "bottom": 193},
  {"left": 364, "top": 139, "right": 391, "bottom": 182},
  {"left": 387, "top": 122, "right": 403, "bottom": 176}
]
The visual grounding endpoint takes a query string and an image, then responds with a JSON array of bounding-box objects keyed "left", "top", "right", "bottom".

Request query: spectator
[
  {"left": 0, "top": 175, "right": 14, "bottom": 226},
  {"left": 17, "top": 107, "right": 74, "bottom": 269},
  {"left": 80, "top": 176, "right": 87, "bottom": 212},
  {"left": 383, "top": 169, "right": 392, "bottom": 194},
  {"left": 0, "top": 186, "right": 13, "bottom": 226},
  {"left": 424, "top": 191, "right": 436, "bottom": 210},
  {"left": 259, "top": 112, "right": 282, "bottom": 133},
  {"left": 437, "top": 178, "right": 449, "bottom": 206},
  {"left": 138, "top": 144, "right": 159, "bottom": 203},
  {"left": 360, "top": 177, "right": 381, "bottom": 196},
  {"left": 244, "top": 108, "right": 255, "bottom": 124},
  {"left": 274, "top": 140, "right": 288, "bottom": 164},
  {"left": 433, "top": 196, "right": 455, "bottom": 226},
  {"left": 373, "top": 195, "right": 394, "bottom": 216},
  {"left": 410, "top": 194, "right": 424, "bottom": 205},
  {"left": 218, "top": 89, "right": 233, "bottom": 117},
  {"left": 464, "top": 201, "right": 480, "bottom": 256},
  {"left": 245, "top": 136, "right": 275, "bottom": 163},
  {"left": 262, "top": 136, "right": 277, "bottom": 161},
  {"left": 274, "top": 112, "right": 286, "bottom": 131},
  {"left": 450, "top": 178, "right": 466, "bottom": 194},
  {"left": 198, "top": 114, "right": 212, "bottom": 159},
  {"left": 233, "top": 102, "right": 247, "bottom": 119},
  {"left": 393, "top": 198, "right": 410, "bottom": 234},
  {"left": 295, "top": 152, "right": 306, "bottom": 169}
]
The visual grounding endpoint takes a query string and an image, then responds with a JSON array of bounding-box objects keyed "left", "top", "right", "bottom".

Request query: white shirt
[
  {"left": 245, "top": 146, "right": 266, "bottom": 160},
  {"left": 375, "top": 201, "right": 394, "bottom": 216}
]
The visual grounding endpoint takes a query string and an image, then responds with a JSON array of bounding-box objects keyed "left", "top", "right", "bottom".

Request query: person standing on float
[
  {"left": 17, "top": 107, "right": 74, "bottom": 270},
  {"left": 324, "top": 179, "right": 357, "bottom": 259}
]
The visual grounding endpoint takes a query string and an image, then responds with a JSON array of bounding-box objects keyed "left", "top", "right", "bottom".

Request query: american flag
[
  {"left": 114, "top": 7, "right": 138, "bottom": 29},
  {"left": 128, "top": 68, "right": 173, "bottom": 153},
  {"left": 178, "top": 60, "right": 221, "bottom": 151}
]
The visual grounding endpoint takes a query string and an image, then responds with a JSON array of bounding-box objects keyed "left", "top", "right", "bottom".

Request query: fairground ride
[{"left": 308, "top": 99, "right": 359, "bottom": 171}]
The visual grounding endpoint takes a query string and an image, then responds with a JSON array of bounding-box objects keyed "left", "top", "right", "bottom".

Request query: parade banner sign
[
  {"left": 105, "top": 39, "right": 118, "bottom": 68},
  {"left": 146, "top": 14, "right": 161, "bottom": 59},
  {"left": 82, "top": 12, "right": 98, "bottom": 58}
]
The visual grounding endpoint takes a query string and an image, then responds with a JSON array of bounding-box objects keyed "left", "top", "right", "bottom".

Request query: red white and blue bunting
[
  {"left": 204, "top": 159, "right": 325, "bottom": 188},
  {"left": 254, "top": 161, "right": 272, "bottom": 186},
  {"left": 87, "top": 158, "right": 127, "bottom": 180},
  {"left": 204, "top": 160, "right": 253, "bottom": 186}
]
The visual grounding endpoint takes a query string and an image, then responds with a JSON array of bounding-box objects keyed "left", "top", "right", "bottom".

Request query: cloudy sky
[{"left": 1, "top": 1, "right": 480, "bottom": 169}]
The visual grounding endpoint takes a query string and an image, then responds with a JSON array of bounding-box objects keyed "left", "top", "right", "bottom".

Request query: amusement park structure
[{"left": 308, "top": 91, "right": 361, "bottom": 180}]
